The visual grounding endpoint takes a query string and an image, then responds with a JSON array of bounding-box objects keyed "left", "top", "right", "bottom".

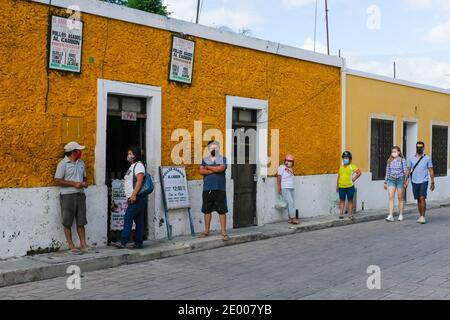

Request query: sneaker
[
  {"left": 398, "top": 215, "right": 404, "bottom": 222},
  {"left": 385, "top": 215, "right": 394, "bottom": 222},
  {"left": 417, "top": 216, "right": 426, "bottom": 224}
]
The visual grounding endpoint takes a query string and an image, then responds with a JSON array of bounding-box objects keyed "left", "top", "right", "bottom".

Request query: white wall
[{"left": 0, "top": 186, "right": 107, "bottom": 260}]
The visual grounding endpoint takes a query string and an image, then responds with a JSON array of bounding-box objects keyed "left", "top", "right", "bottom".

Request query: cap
[
  {"left": 342, "top": 151, "right": 352, "bottom": 159},
  {"left": 64, "top": 141, "right": 86, "bottom": 152}
]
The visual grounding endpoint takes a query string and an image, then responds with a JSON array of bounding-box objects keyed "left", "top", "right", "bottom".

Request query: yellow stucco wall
[
  {"left": 0, "top": 0, "right": 341, "bottom": 188},
  {"left": 346, "top": 74, "right": 450, "bottom": 172}
]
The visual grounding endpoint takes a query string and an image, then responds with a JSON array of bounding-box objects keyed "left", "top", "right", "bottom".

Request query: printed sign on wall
[
  {"left": 48, "top": 15, "right": 83, "bottom": 73},
  {"left": 169, "top": 36, "right": 195, "bottom": 85}
]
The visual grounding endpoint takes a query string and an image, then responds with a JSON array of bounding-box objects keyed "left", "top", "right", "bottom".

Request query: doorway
[
  {"left": 232, "top": 108, "right": 257, "bottom": 228},
  {"left": 403, "top": 121, "right": 418, "bottom": 202},
  {"left": 106, "top": 95, "right": 148, "bottom": 243}
]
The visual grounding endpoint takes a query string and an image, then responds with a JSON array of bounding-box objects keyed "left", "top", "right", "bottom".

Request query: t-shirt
[
  {"left": 408, "top": 154, "right": 433, "bottom": 184},
  {"left": 54, "top": 156, "right": 86, "bottom": 195},
  {"left": 201, "top": 156, "right": 227, "bottom": 191},
  {"left": 338, "top": 164, "right": 358, "bottom": 188},
  {"left": 277, "top": 165, "right": 295, "bottom": 189},
  {"left": 124, "top": 162, "right": 146, "bottom": 198}
]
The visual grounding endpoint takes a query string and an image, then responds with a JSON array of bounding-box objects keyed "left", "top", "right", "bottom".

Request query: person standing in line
[
  {"left": 336, "top": 151, "right": 362, "bottom": 220},
  {"left": 405, "top": 141, "right": 435, "bottom": 224},
  {"left": 384, "top": 146, "right": 408, "bottom": 222},
  {"left": 199, "top": 141, "right": 229, "bottom": 241},
  {"left": 54, "top": 141, "right": 90, "bottom": 255},
  {"left": 112, "top": 146, "right": 146, "bottom": 249},
  {"left": 277, "top": 154, "right": 300, "bottom": 225}
]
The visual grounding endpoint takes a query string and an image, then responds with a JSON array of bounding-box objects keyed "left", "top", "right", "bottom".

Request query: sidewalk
[{"left": 1, "top": 200, "right": 449, "bottom": 288}]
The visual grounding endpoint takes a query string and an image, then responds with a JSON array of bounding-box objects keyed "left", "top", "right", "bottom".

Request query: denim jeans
[
  {"left": 281, "top": 188, "right": 296, "bottom": 219},
  {"left": 121, "top": 196, "right": 146, "bottom": 247}
]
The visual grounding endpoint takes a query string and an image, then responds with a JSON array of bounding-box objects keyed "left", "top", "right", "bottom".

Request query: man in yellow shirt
[{"left": 336, "top": 151, "right": 362, "bottom": 220}]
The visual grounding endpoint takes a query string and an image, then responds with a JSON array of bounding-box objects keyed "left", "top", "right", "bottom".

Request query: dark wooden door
[{"left": 232, "top": 109, "right": 257, "bottom": 228}]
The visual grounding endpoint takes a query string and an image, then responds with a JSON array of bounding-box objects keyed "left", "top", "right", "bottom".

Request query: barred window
[
  {"left": 371, "top": 119, "right": 394, "bottom": 180},
  {"left": 432, "top": 125, "right": 448, "bottom": 177}
]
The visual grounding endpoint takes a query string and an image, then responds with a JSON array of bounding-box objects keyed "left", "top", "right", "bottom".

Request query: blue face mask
[{"left": 343, "top": 158, "right": 350, "bottom": 165}]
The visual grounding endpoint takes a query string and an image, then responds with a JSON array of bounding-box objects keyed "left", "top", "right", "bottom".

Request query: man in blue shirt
[
  {"left": 405, "top": 141, "right": 435, "bottom": 224},
  {"left": 199, "top": 140, "right": 229, "bottom": 241}
]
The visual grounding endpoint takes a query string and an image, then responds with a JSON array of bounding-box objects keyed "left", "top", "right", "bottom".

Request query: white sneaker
[
  {"left": 416, "top": 216, "right": 426, "bottom": 224},
  {"left": 385, "top": 215, "right": 394, "bottom": 222},
  {"left": 398, "top": 215, "right": 404, "bottom": 222}
]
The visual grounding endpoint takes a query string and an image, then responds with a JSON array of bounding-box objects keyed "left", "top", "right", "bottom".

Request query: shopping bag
[{"left": 275, "top": 194, "right": 288, "bottom": 210}]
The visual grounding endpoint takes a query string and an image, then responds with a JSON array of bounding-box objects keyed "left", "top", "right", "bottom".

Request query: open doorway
[{"left": 106, "top": 95, "right": 148, "bottom": 243}]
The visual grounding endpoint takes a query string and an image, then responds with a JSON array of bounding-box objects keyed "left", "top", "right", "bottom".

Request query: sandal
[
  {"left": 339, "top": 215, "right": 344, "bottom": 219},
  {"left": 111, "top": 242, "right": 125, "bottom": 249},
  {"left": 198, "top": 232, "right": 210, "bottom": 239},
  {"left": 291, "top": 219, "right": 300, "bottom": 225},
  {"left": 69, "top": 248, "right": 83, "bottom": 255},
  {"left": 222, "top": 234, "right": 229, "bottom": 241},
  {"left": 349, "top": 215, "right": 355, "bottom": 221}
]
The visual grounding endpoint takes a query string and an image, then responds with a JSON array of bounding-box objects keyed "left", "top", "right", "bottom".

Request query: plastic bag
[{"left": 275, "top": 194, "right": 288, "bottom": 210}]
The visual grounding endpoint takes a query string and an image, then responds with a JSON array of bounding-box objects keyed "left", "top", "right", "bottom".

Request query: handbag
[
  {"left": 275, "top": 194, "right": 288, "bottom": 210},
  {"left": 132, "top": 161, "right": 154, "bottom": 196}
]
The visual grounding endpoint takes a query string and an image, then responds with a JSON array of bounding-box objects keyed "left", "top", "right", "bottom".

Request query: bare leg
[
  {"left": 63, "top": 227, "right": 76, "bottom": 250},
  {"left": 397, "top": 188, "right": 405, "bottom": 215},
  {"left": 219, "top": 214, "right": 227, "bottom": 235},
  {"left": 339, "top": 200, "right": 345, "bottom": 217},
  {"left": 77, "top": 227, "right": 87, "bottom": 249},
  {"left": 388, "top": 187, "right": 396, "bottom": 215},
  {"left": 203, "top": 213, "right": 212, "bottom": 234},
  {"left": 419, "top": 198, "right": 427, "bottom": 217},
  {"left": 348, "top": 200, "right": 354, "bottom": 217}
]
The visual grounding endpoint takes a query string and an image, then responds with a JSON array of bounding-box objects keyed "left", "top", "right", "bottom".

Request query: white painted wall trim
[
  {"left": 32, "top": 0, "right": 344, "bottom": 68},
  {"left": 96, "top": 79, "right": 162, "bottom": 185},
  {"left": 347, "top": 69, "right": 450, "bottom": 95}
]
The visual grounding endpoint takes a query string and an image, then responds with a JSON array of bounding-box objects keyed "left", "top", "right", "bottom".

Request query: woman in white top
[
  {"left": 277, "top": 154, "right": 299, "bottom": 225},
  {"left": 112, "top": 146, "right": 146, "bottom": 249}
]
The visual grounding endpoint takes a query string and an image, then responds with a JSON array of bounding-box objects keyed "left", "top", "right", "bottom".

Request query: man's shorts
[
  {"left": 338, "top": 186, "right": 355, "bottom": 201},
  {"left": 60, "top": 193, "right": 87, "bottom": 227},
  {"left": 412, "top": 182, "right": 428, "bottom": 200},
  {"left": 201, "top": 190, "right": 228, "bottom": 214}
]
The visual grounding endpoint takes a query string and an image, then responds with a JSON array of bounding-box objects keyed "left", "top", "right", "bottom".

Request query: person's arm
[
  {"left": 353, "top": 169, "right": 362, "bottom": 182},
  {"left": 336, "top": 172, "right": 340, "bottom": 192},
  {"left": 277, "top": 175, "right": 282, "bottom": 194},
  {"left": 384, "top": 162, "right": 389, "bottom": 189},
  {"left": 205, "top": 165, "right": 226, "bottom": 173},
  {"left": 199, "top": 166, "right": 213, "bottom": 176},
  {"left": 130, "top": 172, "right": 144, "bottom": 203},
  {"left": 429, "top": 167, "right": 435, "bottom": 191}
]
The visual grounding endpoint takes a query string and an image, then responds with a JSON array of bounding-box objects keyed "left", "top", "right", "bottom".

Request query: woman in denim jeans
[{"left": 384, "top": 146, "right": 407, "bottom": 222}]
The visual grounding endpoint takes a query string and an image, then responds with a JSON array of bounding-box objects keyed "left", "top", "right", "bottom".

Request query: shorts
[
  {"left": 387, "top": 177, "right": 405, "bottom": 189},
  {"left": 412, "top": 182, "right": 428, "bottom": 200},
  {"left": 339, "top": 186, "right": 355, "bottom": 201},
  {"left": 201, "top": 190, "right": 228, "bottom": 214},
  {"left": 60, "top": 193, "right": 87, "bottom": 227}
]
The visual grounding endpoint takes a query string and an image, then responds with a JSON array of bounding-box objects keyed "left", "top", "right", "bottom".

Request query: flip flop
[
  {"left": 222, "top": 234, "right": 229, "bottom": 241},
  {"left": 339, "top": 215, "right": 344, "bottom": 219},
  {"left": 198, "top": 232, "right": 210, "bottom": 238},
  {"left": 80, "top": 246, "right": 97, "bottom": 253},
  {"left": 69, "top": 248, "right": 83, "bottom": 255}
]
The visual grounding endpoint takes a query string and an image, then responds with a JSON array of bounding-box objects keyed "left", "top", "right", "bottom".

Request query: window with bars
[
  {"left": 432, "top": 125, "right": 448, "bottom": 177},
  {"left": 370, "top": 119, "right": 394, "bottom": 180}
]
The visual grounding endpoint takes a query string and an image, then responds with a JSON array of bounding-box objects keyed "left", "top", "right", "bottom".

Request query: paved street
[{"left": 1, "top": 207, "right": 450, "bottom": 300}]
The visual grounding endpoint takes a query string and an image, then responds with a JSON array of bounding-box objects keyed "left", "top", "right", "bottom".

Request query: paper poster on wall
[
  {"left": 160, "top": 167, "right": 190, "bottom": 210},
  {"left": 110, "top": 179, "right": 128, "bottom": 231},
  {"left": 48, "top": 15, "right": 83, "bottom": 73},
  {"left": 169, "top": 36, "right": 195, "bottom": 85}
]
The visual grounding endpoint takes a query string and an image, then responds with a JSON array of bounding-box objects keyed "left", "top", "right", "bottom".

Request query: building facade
[{"left": 1, "top": 0, "right": 344, "bottom": 259}]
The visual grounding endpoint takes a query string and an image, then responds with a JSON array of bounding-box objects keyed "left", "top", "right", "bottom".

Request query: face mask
[
  {"left": 74, "top": 151, "right": 82, "bottom": 160},
  {"left": 343, "top": 159, "right": 350, "bottom": 165},
  {"left": 210, "top": 149, "right": 217, "bottom": 157},
  {"left": 417, "top": 147, "right": 424, "bottom": 155},
  {"left": 127, "top": 155, "right": 136, "bottom": 163},
  {"left": 392, "top": 152, "right": 399, "bottom": 158}
]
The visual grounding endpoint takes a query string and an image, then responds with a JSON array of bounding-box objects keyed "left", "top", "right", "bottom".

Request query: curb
[{"left": 0, "top": 202, "right": 446, "bottom": 288}]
